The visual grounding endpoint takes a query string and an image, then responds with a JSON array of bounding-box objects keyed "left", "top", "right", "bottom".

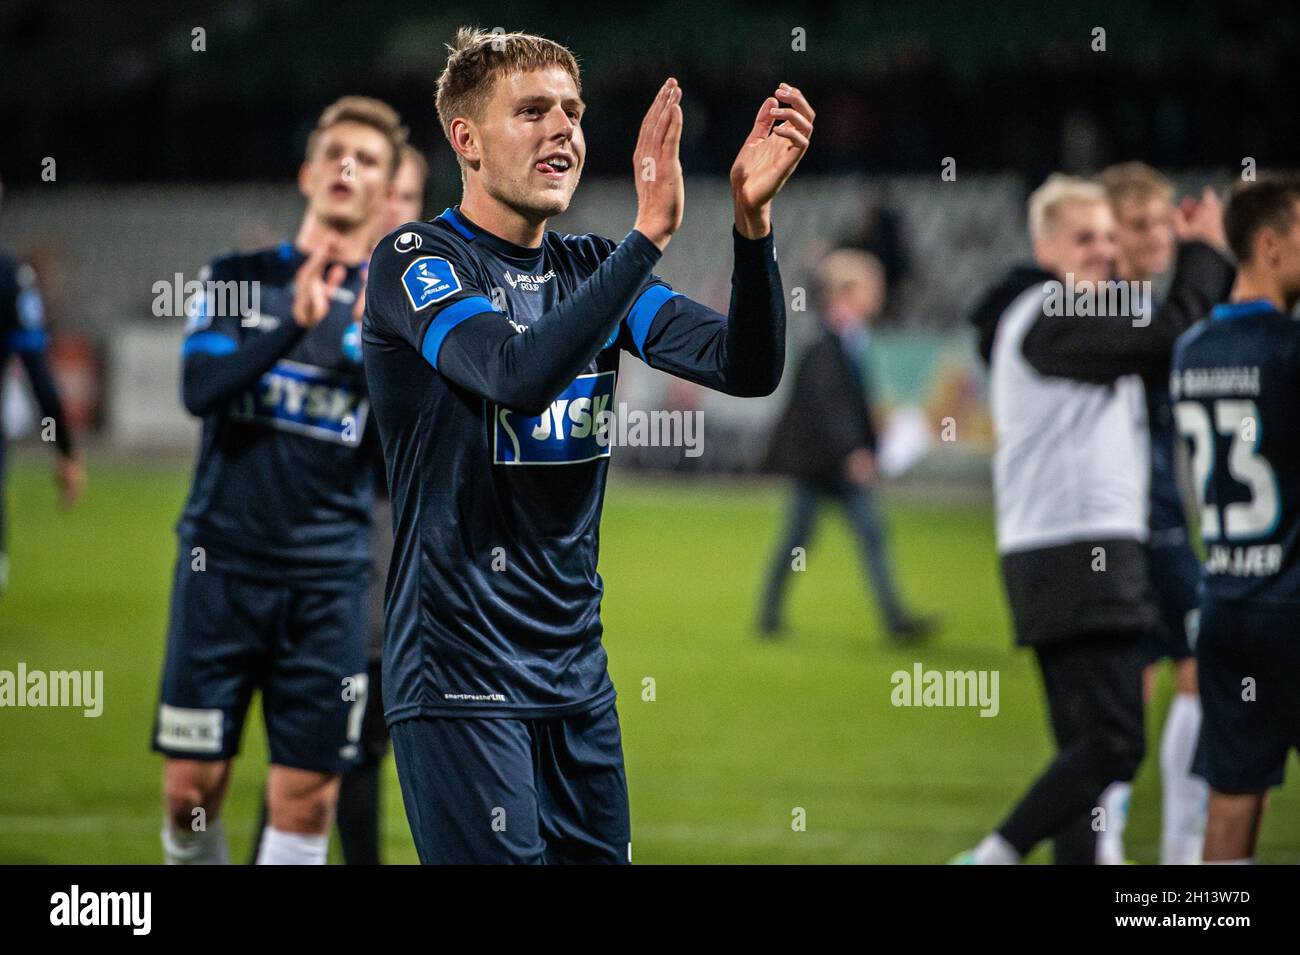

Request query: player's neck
[
  {"left": 459, "top": 187, "right": 546, "bottom": 249},
  {"left": 1231, "top": 272, "right": 1287, "bottom": 313},
  {"left": 294, "top": 213, "right": 373, "bottom": 266}
]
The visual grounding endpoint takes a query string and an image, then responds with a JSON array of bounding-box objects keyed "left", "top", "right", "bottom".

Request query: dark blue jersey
[
  {"left": 1147, "top": 381, "right": 1190, "bottom": 537},
  {"left": 364, "top": 206, "right": 783, "bottom": 721},
  {"left": 177, "top": 242, "right": 373, "bottom": 587},
  {"left": 0, "top": 253, "right": 44, "bottom": 367},
  {"left": 0, "top": 252, "right": 73, "bottom": 457},
  {"left": 1171, "top": 299, "right": 1300, "bottom": 605}
]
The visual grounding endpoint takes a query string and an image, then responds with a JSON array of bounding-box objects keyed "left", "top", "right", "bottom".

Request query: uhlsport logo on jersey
[
  {"left": 231, "top": 359, "right": 368, "bottom": 445},
  {"left": 401, "top": 256, "right": 461, "bottom": 310},
  {"left": 393, "top": 230, "right": 423, "bottom": 253},
  {"left": 495, "top": 371, "right": 615, "bottom": 465}
]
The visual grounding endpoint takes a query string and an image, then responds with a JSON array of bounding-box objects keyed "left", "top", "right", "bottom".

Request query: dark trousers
[
  {"left": 761, "top": 479, "right": 907, "bottom": 630},
  {"left": 998, "top": 632, "right": 1147, "bottom": 863},
  {"left": 336, "top": 656, "right": 388, "bottom": 865},
  {"left": 336, "top": 493, "right": 395, "bottom": 865}
]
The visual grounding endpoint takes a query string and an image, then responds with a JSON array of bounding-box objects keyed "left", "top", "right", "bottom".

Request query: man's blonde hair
[
  {"left": 305, "top": 96, "right": 408, "bottom": 177},
  {"left": 1027, "top": 173, "right": 1110, "bottom": 240},
  {"left": 815, "top": 248, "right": 885, "bottom": 295},
  {"left": 435, "top": 27, "right": 581, "bottom": 171},
  {"left": 1097, "top": 161, "right": 1175, "bottom": 210}
]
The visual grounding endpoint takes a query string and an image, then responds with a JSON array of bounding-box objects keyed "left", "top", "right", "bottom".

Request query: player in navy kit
[
  {"left": 153, "top": 97, "right": 407, "bottom": 865},
  {"left": 1171, "top": 174, "right": 1300, "bottom": 863},
  {"left": 363, "top": 28, "right": 813, "bottom": 863},
  {"left": 0, "top": 180, "right": 86, "bottom": 592},
  {"left": 1095, "top": 163, "right": 1233, "bottom": 865},
  {"left": 337, "top": 143, "right": 430, "bottom": 865},
  {"left": 245, "top": 141, "right": 429, "bottom": 866}
]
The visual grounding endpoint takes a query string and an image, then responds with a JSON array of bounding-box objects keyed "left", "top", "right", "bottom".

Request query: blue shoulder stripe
[
  {"left": 182, "top": 330, "right": 238, "bottom": 357},
  {"left": 438, "top": 207, "right": 476, "bottom": 241},
  {"left": 626, "top": 284, "right": 681, "bottom": 358},
  {"left": 1211, "top": 299, "right": 1277, "bottom": 322},
  {"left": 421, "top": 295, "right": 498, "bottom": 370},
  {"left": 7, "top": 328, "right": 48, "bottom": 353}
]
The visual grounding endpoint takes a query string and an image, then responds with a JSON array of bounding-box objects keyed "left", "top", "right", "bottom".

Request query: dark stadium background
[
  {"left": 1, "top": 0, "right": 1299, "bottom": 864},
  {"left": 6, "top": 1, "right": 1299, "bottom": 185}
]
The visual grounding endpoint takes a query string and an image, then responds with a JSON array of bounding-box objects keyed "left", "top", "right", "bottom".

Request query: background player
[
  {"left": 363, "top": 28, "right": 811, "bottom": 863},
  {"left": 154, "top": 97, "right": 404, "bottom": 864},
  {"left": 0, "top": 177, "right": 85, "bottom": 592},
  {"left": 246, "top": 141, "right": 430, "bottom": 866},
  {"left": 1172, "top": 175, "right": 1300, "bottom": 863},
  {"left": 959, "top": 174, "right": 1227, "bottom": 864},
  {"left": 338, "top": 143, "right": 429, "bottom": 866},
  {"left": 1093, "top": 163, "right": 1233, "bottom": 864}
]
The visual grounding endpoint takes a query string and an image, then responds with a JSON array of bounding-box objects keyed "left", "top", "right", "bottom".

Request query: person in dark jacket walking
[{"left": 759, "top": 248, "right": 935, "bottom": 642}]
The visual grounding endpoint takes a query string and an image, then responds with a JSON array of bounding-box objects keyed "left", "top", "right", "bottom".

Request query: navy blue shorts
[
  {"left": 1143, "top": 539, "right": 1201, "bottom": 663},
  {"left": 152, "top": 548, "right": 368, "bottom": 775},
  {"left": 390, "top": 698, "right": 631, "bottom": 864},
  {"left": 1194, "top": 598, "right": 1300, "bottom": 794}
]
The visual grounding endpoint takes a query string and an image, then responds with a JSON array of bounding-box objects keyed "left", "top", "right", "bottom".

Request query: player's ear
[
  {"left": 449, "top": 117, "right": 480, "bottom": 166},
  {"left": 1255, "top": 228, "right": 1277, "bottom": 268},
  {"left": 297, "top": 160, "right": 313, "bottom": 200}
]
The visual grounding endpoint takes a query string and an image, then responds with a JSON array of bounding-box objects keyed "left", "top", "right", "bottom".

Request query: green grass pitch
[{"left": 2, "top": 458, "right": 1297, "bottom": 863}]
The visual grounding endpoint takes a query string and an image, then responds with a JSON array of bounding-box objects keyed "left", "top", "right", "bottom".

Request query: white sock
[
  {"left": 162, "top": 819, "right": 229, "bottom": 865},
  {"left": 973, "top": 832, "right": 1020, "bottom": 865},
  {"left": 1160, "top": 693, "right": 1208, "bottom": 865},
  {"left": 1097, "top": 781, "right": 1131, "bottom": 865},
  {"left": 256, "top": 826, "right": 329, "bottom": 865}
]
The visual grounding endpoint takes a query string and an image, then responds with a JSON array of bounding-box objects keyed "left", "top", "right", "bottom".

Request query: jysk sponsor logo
[
  {"left": 495, "top": 371, "right": 615, "bottom": 465},
  {"left": 231, "top": 359, "right": 367, "bottom": 444},
  {"left": 401, "top": 256, "right": 461, "bottom": 310}
]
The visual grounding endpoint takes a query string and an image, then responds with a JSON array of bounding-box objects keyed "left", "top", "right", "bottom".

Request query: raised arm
[
  {"left": 1021, "top": 189, "right": 1234, "bottom": 385},
  {"left": 622, "top": 82, "right": 813, "bottom": 396},
  {"left": 622, "top": 228, "right": 784, "bottom": 396},
  {"left": 181, "top": 242, "right": 342, "bottom": 417}
]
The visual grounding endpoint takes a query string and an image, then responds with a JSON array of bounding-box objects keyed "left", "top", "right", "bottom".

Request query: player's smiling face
[
  {"left": 300, "top": 121, "right": 394, "bottom": 233},
  {"left": 1036, "top": 199, "right": 1116, "bottom": 286},
  {"left": 473, "top": 66, "right": 586, "bottom": 221}
]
